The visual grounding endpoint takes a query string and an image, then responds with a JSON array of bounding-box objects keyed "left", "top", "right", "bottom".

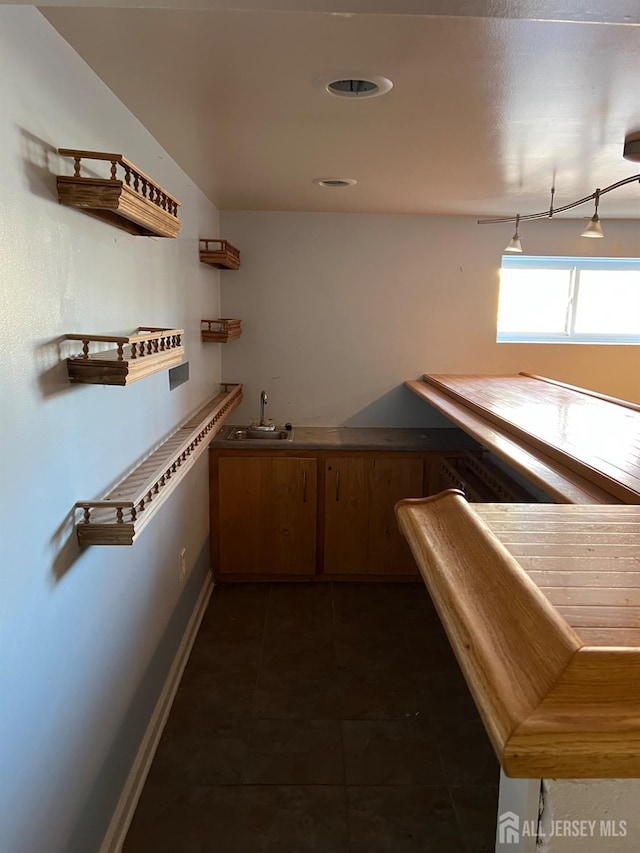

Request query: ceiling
[{"left": 40, "top": 1, "right": 640, "bottom": 218}]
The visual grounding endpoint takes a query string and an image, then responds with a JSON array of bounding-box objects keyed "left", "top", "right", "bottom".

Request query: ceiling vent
[
  {"left": 316, "top": 73, "right": 393, "bottom": 99},
  {"left": 313, "top": 178, "right": 357, "bottom": 188},
  {"left": 328, "top": 79, "right": 379, "bottom": 97}
]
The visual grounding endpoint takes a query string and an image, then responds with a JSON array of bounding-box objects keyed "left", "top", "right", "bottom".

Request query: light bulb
[
  {"left": 504, "top": 235, "right": 523, "bottom": 252},
  {"left": 504, "top": 215, "right": 522, "bottom": 252},
  {"left": 581, "top": 214, "right": 604, "bottom": 238},
  {"left": 581, "top": 189, "right": 603, "bottom": 238}
]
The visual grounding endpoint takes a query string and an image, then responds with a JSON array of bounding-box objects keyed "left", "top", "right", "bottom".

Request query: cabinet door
[
  {"left": 216, "top": 456, "right": 317, "bottom": 576},
  {"left": 324, "top": 456, "right": 424, "bottom": 575},
  {"left": 323, "top": 458, "right": 369, "bottom": 575}
]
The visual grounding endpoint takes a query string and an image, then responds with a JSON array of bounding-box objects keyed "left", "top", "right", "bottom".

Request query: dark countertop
[{"left": 210, "top": 425, "right": 481, "bottom": 452}]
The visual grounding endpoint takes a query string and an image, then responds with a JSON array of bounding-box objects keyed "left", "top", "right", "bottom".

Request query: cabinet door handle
[
  {"left": 335, "top": 469, "right": 340, "bottom": 502},
  {"left": 302, "top": 470, "right": 307, "bottom": 503}
]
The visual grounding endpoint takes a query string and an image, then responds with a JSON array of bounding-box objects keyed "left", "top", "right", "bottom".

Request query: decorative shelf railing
[
  {"left": 57, "top": 149, "right": 181, "bottom": 238},
  {"left": 75, "top": 383, "right": 243, "bottom": 545},
  {"left": 201, "top": 319, "right": 242, "bottom": 343},
  {"left": 199, "top": 239, "right": 241, "bottom": 270},
  {"left": 65, "top": 327, "right": 184, "bottom": 385}
]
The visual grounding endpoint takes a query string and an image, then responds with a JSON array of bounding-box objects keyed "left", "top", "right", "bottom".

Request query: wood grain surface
[
  {"left": 405, "top": 379, "right": 618, "bottom": 505},
  {"left": 57, "top": 149, "right": 181, "bottom": 238},
  {"left": 216, "top": 456, "right": 318, "bottom": 575},
  {"left": 396, "top": 491, "right": 640, "bottom": 778},
  {"left": 421, "top": 373, "right": 640, "bottom": 504}
]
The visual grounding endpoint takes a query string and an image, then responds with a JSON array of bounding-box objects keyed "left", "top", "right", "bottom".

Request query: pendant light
[
  {"left": 581, "top": 189, "right": 604, "bottom": 238},
  {"left": 504, "top": 214, "right": 522, "bottom": 253}
]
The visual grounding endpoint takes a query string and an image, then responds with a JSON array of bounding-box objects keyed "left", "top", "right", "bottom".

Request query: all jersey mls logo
[
  {"left": 498, "top": 812, "right": 519, "bottom": 844},
  {"left": 498, "top": 811, "right": 628, "bottom": 844}
]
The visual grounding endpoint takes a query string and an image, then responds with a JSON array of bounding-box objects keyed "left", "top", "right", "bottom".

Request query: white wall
[
  {"left": 220, "top": 211, "right": 639, "bottom": 426},
  {"left": 0, "top": 9, "right": 222, "bottom": 852},
  {"left": 538, "top": 779, "right": 640, "bottom": 852},
  {"left": 495, "top": 775, "right": 640, "bottom": 851}
]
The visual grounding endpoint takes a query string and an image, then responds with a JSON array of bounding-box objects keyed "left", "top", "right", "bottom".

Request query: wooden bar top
[
  {"left": 476, "top": 503, "right": 640, "bottom": 647},
  {"left": 412, "top": 373, "right": 640, "bottom": 505},
  {"left": 396, "top": 492, "right": 640, "bottom": 779}
]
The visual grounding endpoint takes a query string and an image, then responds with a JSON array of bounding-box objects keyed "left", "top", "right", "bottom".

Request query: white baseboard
[
  {"left": 496, "top": 770, "right": 542, "bottom": 853},
  {"left": 100, "top": 573, "right": 214, "bottom": 853}
]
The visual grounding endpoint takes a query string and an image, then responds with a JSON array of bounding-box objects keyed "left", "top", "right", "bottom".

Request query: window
[{"left": 497, "top": 256, "right": 640, "bottom": 344}]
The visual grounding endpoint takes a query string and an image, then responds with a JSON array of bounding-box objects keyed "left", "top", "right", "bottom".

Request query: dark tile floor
[{"left": 124, "top": 583, "right": 499, "bottom": 852}]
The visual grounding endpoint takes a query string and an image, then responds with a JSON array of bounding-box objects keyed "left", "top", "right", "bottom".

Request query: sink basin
[{"left": 226, "top": 427, "right": 293, "bottom": 441}]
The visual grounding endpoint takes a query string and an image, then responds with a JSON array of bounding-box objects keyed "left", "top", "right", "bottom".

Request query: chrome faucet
[
  {"left": 257, "top": 390, "right": 276, "bottom": 430},
  {"left": 259, "top": 390, "right": 268, "bottom": 425}
]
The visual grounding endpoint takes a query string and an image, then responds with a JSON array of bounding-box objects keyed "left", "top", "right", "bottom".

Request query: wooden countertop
[
  {"left": 406, "top": 373, "right": 640, "bottom": 505},
  {"left": 396, "top": 491, "right": 640, "bottom": 779}
]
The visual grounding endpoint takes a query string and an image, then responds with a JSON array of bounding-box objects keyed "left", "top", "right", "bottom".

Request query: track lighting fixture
[
  {"left": 580, "top": 189, "right": 604, "bottom": 238},
  {"left": 477, "top": 171, "right": 639, "bottom": 252},
  {"left": 504, "top": 214, "right": 522, "bottom": 253}
]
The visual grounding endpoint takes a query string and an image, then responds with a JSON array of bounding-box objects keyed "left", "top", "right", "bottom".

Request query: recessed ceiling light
[
  {"left": 316, "top": 73, "right": 393, "bottom": 100},
  {"left": 313, "top": 178, "right": 358, "bottom": 188}
]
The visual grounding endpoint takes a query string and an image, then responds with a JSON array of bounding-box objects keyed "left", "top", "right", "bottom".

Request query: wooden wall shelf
[
  {"left": 57, "top": 149, "right": 181, "bottom": 238},
  {"left": 396, "top": 491, "right": 640, "bottom": 778},
  {"left": 201, "top": 319, "right": 242, "bottom": 343},
  {"left": 199, "top": 239, "right": 241, "bottom": 270},
  {"left": 75, "top": 384, "right": 243, "bottom": 545},
  {"left": 65, "top": 328, "right": 184, "bottom": 386}
]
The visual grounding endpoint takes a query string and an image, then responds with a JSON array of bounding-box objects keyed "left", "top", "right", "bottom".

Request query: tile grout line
[
  {"left": 331, "top": 582, "right": 353, "bottom": 853},
  {"left": 243, "top": 584, "right": 273, "bottom": 785},
  {"left": 127, "top": 584, "right": 498, "bottom": 851},
  {"left": 446, "top": 784, "right": 474, "bottom": 853}
]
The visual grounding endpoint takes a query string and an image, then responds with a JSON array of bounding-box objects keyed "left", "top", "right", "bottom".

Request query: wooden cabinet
[
  {"left": 211, "top": 449, "right": 429, "bottom": 579},
  {"left": 212, "top": 455, "right": 317, "bottom": 576},
  {"left": 323, "top": 456, "right": 424, "bottom": 576},
  {"left": 211, "top": 446, "right": 535, "bottom": 580}
]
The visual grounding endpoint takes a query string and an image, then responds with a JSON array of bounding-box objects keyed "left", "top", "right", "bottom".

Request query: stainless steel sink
[{"left": 226, "top": 427, "right": 293, "bottom": 441}]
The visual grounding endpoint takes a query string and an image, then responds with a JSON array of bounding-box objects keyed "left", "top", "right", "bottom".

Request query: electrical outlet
[{"left": 179, "top": 548, "right": 187, "bottom": 582}]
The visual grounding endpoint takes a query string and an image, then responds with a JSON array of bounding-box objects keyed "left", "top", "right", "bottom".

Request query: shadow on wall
[
  {"left": 341, "top": 383, "right": 452, "bottom": 428},
  {"left": 50, "top": 507, "right": 83, "bottom": 583},
  {"left": 36, "top": 337, "right": 85, "bottom": 399},
  {"left": 20, "top": 127, "right": 59, "bottom": 202},
  {"left": 20, "top": 127, "right": 105, "bottom": 202}
]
